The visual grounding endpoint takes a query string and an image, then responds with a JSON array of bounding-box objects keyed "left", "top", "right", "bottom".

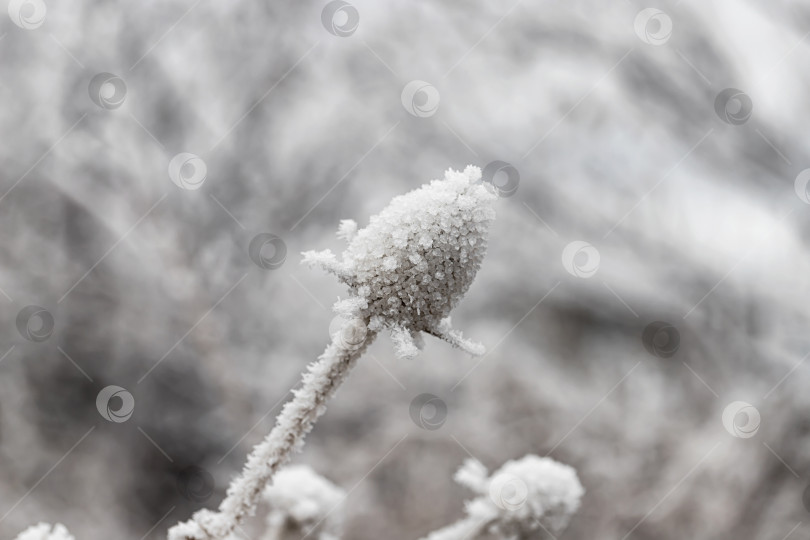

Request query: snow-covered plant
[
  {"left": 302, "top": 164, "right": 495, "bottom": 359},
  {"left": 261, "top": 465, "right": 345, "bottom": 540},
  {"left": 169, "top": 166, "right": 497, "bottom": 540},
  {"left": 422, "top": 455, "right": 584, "bottom": 540},
  {"left": 14, "top": 523, "right": 75, "bottom": 540}
]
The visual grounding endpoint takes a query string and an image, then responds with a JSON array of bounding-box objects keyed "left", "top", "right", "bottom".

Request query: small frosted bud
[
  {"left": 482, "top": 455, "right": 584, "bottom": 537},
  {"left": 14, "top": 524, "right": 75, "bottom": 540},
  {"left": 263, "top": 465, "right": 346, "bottom": 540},
  {"left": 422, "top": 455, "right": 584, "bottom": 540}
]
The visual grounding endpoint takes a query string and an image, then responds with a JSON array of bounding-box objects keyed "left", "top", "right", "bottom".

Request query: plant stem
[{"left": 168, "top": 329, "right": 376, "bottom": 540}]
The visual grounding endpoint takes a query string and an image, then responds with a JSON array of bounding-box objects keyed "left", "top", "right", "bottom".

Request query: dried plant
[
  {"left": 167, "top": 165, "right": 498, "bottom": 539},
  {"left": 14, "top": 167, "right": 585, "bottom": 540}
]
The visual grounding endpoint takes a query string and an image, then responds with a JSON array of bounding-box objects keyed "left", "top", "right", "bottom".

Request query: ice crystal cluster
[
  {"left": 303, "top": 165, "right": 497, "bottom": 360},
  {"left": 423, "top": 455, "right": 584, "bottom": 540},
  {"left": 14, "top": 523, "right": 75, "bottom": 540},
  {"left": 262, "top": 465, "right": 345, "bottom": 540}
]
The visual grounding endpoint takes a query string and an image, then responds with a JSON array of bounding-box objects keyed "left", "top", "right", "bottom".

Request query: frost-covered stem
[{"left": 168, "top": 329, "right": 376, "bottom": 540}]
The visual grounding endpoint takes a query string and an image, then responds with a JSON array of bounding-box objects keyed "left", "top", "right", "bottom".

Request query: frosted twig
[{"left": 168, "top": 331, "right": 374, "bottom": 540}]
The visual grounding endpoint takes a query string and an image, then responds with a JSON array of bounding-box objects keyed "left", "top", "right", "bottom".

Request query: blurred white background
[{"left": 1, "top": 0, "right": 810, "bottom": 538}]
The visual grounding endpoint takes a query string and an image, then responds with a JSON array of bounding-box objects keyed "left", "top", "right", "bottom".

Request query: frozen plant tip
[
  {"left": 422, "top": 455, "right": 584, "bottom": 540},
  {"left": 169, "top": 166, "right": 496, "bottom": 540},
  {"left": 14, "top": 523, "right": 75, "bottom": 540},
  {"left": 303, "top": 165, "right": 496, "bottom": 359},
  {"left": 262, "top": 465, "right": 345, "bottom": 540}
]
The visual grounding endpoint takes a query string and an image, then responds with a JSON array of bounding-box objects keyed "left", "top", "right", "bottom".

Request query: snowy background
[{"left": 1, "top": 0, "right": 810, "bottom": 538}]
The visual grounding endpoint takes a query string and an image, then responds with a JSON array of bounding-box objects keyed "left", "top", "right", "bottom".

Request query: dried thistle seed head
[
  {"left": 303, "top": 165, "right": 496, "bottom": 359},
  {"left": 451, "top": 455, "right": 584, "bottom": 538}
]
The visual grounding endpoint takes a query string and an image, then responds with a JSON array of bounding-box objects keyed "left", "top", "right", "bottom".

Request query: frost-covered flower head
[
  {"left": 446, "top": 455, "right": 584, "bottom": 539},
  {"left": 14, "top": 523, "right": 75, "bottom": 540},
  {"left": 303, "top": 165, "right": 497, "bottom": 359},
  {"left": 263, "top": 465, "right": 345, "bottom": 540},
  {"left": 169, "top": 167, "right": 497, "bottom": 540}
]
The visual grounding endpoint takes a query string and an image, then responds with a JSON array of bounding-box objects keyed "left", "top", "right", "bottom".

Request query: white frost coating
[
  {"left": 167, "top": 332, "right": 374, "bottom": 540},
  {"left": 422, "top": 455, "right": 584, "bottom": 540},
  {"left": 169, "top": 166, "right": 495, "bottom": 540},
  {"left": 14, "top": 523, "right": 75, "bottom": 540},
  {"left": 262, "top": 465, "right": 345, "bottom": 540},
  {"left": 303, "top": 165, "right": 496, "bottom": 359}
]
